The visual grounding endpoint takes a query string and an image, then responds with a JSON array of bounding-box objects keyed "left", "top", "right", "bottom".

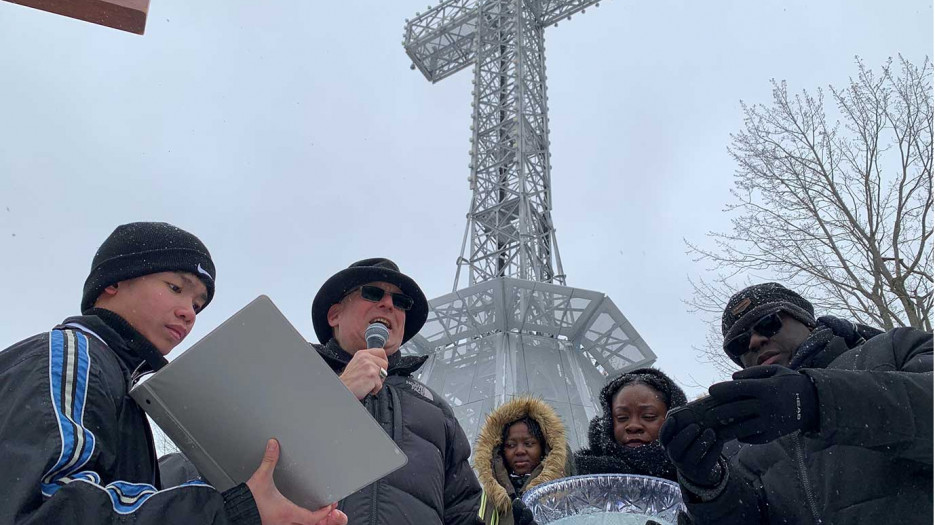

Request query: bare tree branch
[{"left": 688, "top": 57, "right": 934, "bottom": 369}]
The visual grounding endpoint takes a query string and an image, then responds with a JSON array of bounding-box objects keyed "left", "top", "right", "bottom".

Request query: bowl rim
[{"left": 521, "top": 473, "right": 683, "bottom": 509}]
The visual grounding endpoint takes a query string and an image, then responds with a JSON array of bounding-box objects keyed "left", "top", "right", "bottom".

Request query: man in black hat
[
  {"left": 0, "top": 222, "right": 346, "bottom": 525},
  {"left": 311, "top": 258, "right": 482, "bottom": 525},
  {"left": 661, "top": 282, "right": 933, "bottom": 524}
]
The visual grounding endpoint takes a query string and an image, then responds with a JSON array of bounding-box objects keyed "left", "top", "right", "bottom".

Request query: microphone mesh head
[{"left": 365, "top": 322, "right": 390, "bottom": 348}]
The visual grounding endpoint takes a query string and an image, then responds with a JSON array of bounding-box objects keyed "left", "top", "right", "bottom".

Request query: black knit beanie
[
  {"left": 81, "top": 222, "right": 216, "bottom": 313},
  {"left": 721, "top": 282, "right": 816, "bottom": 365}
]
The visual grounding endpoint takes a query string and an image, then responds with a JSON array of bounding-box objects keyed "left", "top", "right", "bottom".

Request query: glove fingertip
[
  {"left": 707, "top": 382, "right": 732, "bottom": 399},
  {"left": 732, "top": 364, "right": 780, "bottom": 380},
  {"left": 709, "top": 380, "right": 760, "bottom": 400}
]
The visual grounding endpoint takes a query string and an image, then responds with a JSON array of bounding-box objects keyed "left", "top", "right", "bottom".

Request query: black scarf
[
  {"left": 63, "top": 308, "right": 168, "bottom": 375},
  {"left": 576, "top": 441, "right": 677, "bottom": 481},
  {"left": 316, "top": 337, "right": 431, "bottom": 378},
  {"left": 320, "top": 337, "right": 402, "bottom": 369},
  {"left": 600, "top": 433, "right": 677, "bottom": 481}
]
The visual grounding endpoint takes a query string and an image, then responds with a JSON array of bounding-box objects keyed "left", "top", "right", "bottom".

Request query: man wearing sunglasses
[
  {"left": 310, "top": 258, "right": 482, "bottom": 525},
  {"left": 661, "top": 282, "right": 932, "bottom": 524}
]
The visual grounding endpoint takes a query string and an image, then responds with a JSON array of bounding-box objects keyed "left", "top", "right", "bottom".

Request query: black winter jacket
[
  {"left": 315, "top": 339, "right": 482, "bottom": 525},
  {"left": 0, "top": 311, "right": 259, "bottom": 524},
  {"left": 681, "top": 324, "right": 933, "bottom": 524}
]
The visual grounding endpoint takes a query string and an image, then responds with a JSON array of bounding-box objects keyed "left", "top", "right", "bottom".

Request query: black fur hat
[{"left": 600, "top": 367, "right": 688, "bottom": 414}]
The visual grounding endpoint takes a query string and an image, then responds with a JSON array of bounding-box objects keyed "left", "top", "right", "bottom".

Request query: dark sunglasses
[
  {"left": 348, "top": 285, "right": 414, "bottom": 311},
  {"left": 724, "top": 312, "right": 784, "bottom": 358}
]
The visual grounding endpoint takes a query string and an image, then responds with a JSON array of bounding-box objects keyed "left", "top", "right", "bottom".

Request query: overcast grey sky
[{"left": 0, "top": 0, "right": 931, "bottom": 397}]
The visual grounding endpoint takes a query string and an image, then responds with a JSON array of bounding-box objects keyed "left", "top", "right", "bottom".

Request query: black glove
[
  {"left": 512, "top": 498, "right": 537, "bottom": 525},
  {"left": 659, "top": 417, "right": 724, "bottom": 487},
  {"left": 707, "top": 365, "right": 819, "bottom": 445}
]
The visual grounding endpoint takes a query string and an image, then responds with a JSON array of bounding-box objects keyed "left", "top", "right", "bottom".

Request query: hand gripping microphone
[
  {"left": 365, "top": 322, "right": 390, "bottom": 381},
  {"left": 365, "top": 322, "right": 390, "bottom": 349}
]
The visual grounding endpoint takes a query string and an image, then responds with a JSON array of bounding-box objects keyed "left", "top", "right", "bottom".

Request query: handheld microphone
[{"left": 365, "top": 322, "right": 390, "bottom": 349}]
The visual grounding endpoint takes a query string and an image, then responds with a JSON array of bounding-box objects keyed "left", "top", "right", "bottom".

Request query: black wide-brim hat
[{"left": 311, "top": 258, "right": 429, "bottom": 345}]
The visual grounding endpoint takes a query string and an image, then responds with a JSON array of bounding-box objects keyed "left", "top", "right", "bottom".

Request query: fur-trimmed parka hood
[{"left": 473, "top": 397, "right": 572, "bottom": 515}]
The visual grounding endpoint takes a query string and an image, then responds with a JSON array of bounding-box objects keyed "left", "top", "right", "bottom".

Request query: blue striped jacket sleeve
[{"left": 0, "top": 328, "right": 243, "bottom": 524}]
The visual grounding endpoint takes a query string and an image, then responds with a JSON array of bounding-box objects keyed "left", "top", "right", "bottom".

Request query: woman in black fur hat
[{"left": 574, "top": 368, "right": 687, "bottom": 481}]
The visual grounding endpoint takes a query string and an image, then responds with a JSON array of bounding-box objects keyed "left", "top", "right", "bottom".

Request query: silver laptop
[{"left": 130, "top": 295, "right": 408, "bottom": 509}]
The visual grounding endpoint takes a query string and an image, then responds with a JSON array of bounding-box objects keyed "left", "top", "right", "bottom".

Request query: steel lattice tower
[{"left": 401, "top": 0, "right": 655, "bottom": 451}]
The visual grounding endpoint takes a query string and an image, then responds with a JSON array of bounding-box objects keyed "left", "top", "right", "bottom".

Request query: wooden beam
[{"left": 4, "top": 0, "right": 149, "bottom": 35}]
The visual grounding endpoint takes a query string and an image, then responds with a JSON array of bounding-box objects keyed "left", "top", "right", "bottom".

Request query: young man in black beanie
[
  {"left": 660, "top": 282, "right": 933, "bottom": 524},
  {"left": 0, "top": 222, "right": 346, "bottom": 525}
]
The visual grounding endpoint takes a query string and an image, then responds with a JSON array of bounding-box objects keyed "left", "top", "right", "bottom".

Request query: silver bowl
[{"left": 521, "top": 474, "right": 685, "bottom": 525}]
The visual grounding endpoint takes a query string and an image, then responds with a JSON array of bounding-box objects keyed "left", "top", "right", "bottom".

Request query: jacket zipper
[
  {"left": 370, "top": 478, "right": 379, "bottom": 525},
  {"left": 791, "top": 433, "right": 821, "bottom": 523},
  {"left": 366, "top": 394, "right": 379, "bottom": 525}
]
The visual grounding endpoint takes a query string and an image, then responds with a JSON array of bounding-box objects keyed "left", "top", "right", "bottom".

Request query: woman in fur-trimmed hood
[
  {"left": 473, "top": 397, "right": 576, "bottom": 525},
  {"left": 574, "top": 367, "right": 687, "bottom": 481}
]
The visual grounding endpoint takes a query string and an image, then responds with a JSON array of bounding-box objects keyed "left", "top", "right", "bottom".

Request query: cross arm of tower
[
  {"left": 537, "top": 0, "right": 603, "bottom": 27},
  {"left": 403, "top": 0, "right": 482, "bottom": 83},
  {"left": 403, "top": 0, "right": 603, "bottom": 83}
]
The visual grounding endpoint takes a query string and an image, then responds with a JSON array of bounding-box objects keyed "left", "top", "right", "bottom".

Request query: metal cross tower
[
  {"left": 401, "top": 0, "right": 656, "bottom": 451},
  {"left": 406, "top": 0, "right": 595, "bottom": 288}
]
